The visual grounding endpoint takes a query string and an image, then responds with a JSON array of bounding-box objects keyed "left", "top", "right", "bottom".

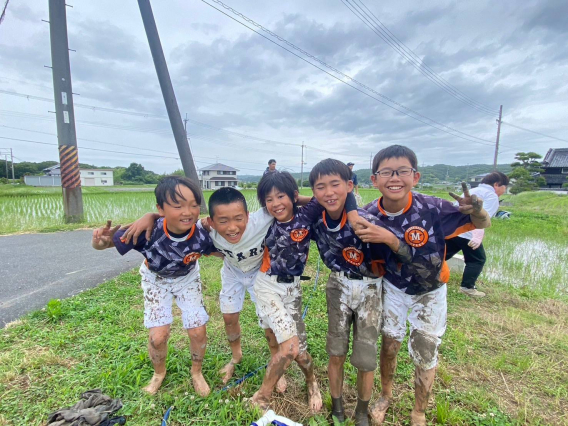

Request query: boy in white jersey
[{"left": 122, "top": 187, "right": 312, "bottom": 385}]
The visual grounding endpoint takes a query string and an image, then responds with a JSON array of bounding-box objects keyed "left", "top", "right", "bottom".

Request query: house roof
[
  {"left": 199, "top": 163, "right": 239, "bottom": 172},
  {"left": 543, "top": 148, "right": 568, "bottom": 168},
  {"left": 209, "top": 176, "right": 238, "bottom": 181},
  {"left": 43, "top": 164, "right": 60, "bottom": 171}
]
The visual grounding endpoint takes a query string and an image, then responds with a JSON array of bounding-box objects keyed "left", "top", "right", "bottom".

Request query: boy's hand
[
  {"left": 201, "top": 217, "right": 211, "bottom": 232},
  {"left": 92, "top": 220, "right": 120, "bottom": 250},
  {"left": 346, "top": 210, "right": 366, "bottom": 231},
  {"left": 353, "top": 217, "right": 400, "bottom": 252},
  {"left": 449, "top": 182, "right": 484, "bottom": 216},
  {"left": 121, "top": 213, "right": 160, "bottom": 245}
]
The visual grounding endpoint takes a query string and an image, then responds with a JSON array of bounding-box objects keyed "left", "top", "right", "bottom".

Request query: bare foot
[
  {"left": 275, "top": 375, "right": 287, "bottom": 393},
  {"left": 192, "top": 371, "right": 211, "bottom": 397},
  {"left": 219, "top": 360, "right": 237, "bottom": 385},
  {"left": 250, "top": 390, "right": 270, "bottom": 412},
  {"left": 306, "top": 380, "right": 322, "bottom": 413},
  {"left": 410, "top": 410, "right": 426, "bottom": 426},
  {"left": 142, "top": 372, "right": 166, "bottom": 395},
  {"left": 369, "top": 396, "right": 391, "bottom": 425}
]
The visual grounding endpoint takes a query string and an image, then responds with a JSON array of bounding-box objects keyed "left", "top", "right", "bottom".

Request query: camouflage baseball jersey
[
  {"left": 259, "top": 198, "right": 324, "bottom": 277},
  {"left": 311, "top": 208, "right": 396, "bottom": 278},
  {"left": 113, "top": 218, "right": 216, "bottom": 278},
  {"left": 362, "top": 192, "right": 475, "bottom": 294}
]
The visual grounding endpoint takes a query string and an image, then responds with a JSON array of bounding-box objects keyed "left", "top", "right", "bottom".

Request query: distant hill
[{"left": 239, "top": 164, "right": 513, "bottom": 185}]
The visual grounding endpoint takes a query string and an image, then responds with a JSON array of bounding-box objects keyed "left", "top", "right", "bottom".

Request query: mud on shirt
[
  {"left": 363, "top": 192, "right": 475, "bottom": 295},
  {"left": 259, "top": 198, "right": 324, "bottom": 277},
  {"left": 113, "top": 218, "right": 216, "bottom": 278},
  {"left": 311, "top": 208, "right": 396, "bottom": 278}
]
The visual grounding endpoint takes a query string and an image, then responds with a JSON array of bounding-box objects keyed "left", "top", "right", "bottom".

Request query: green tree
[{"left": 509, "top": 152, "right": 545, "bottom": 194}]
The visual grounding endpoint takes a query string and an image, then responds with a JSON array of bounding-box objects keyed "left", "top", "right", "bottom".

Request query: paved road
[{"left": 0, "top": 230, "right": 141, "bottom": 328}]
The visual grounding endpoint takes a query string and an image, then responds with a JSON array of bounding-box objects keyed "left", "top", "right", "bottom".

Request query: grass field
[{"left": 1, "top": 253, "right": 567, "bottom": 425}]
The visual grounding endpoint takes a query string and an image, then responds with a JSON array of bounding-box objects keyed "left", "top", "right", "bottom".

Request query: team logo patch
[
  {"left": 183, "top": 252, "right": 201, "bottom": 264},
  {"left": 343, "top": 247, "right": 364, "bottom": 266},
  {"left": 404, "top": 226, "right": 429, "bottom": 248},
  {"left": 290, "top": 228, "right": 309, "bottom": 242}
]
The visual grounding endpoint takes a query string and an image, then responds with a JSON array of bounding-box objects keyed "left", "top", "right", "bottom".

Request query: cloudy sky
[{"left": 0, "top": 0, "right": 566, "bottom": 175}]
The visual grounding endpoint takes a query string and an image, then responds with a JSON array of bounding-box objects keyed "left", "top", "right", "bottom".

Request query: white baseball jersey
[
  {"left": 458, "top": 183, "right": 499, "bottom": 240},
  {"left": 210, "top": 207, "right": 274, "bottom": 272}
]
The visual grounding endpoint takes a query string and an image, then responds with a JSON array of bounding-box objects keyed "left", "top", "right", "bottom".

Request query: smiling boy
[
  {"left": 308, "top": 159, "right": 412, "bottom": 426},
  {"left": 92, "top": 176, "right": 216, "bottom": 397},
  {"left": 355, "top": 145, "right": 490, "bottom": 426}
]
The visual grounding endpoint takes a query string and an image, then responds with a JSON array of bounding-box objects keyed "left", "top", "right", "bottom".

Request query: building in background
[
  {"left": 24, "top": 165, "right": 114, "bottom": 187},
  {"left": 540, "top": 148, "right": 568, "bottom": 189},
  {"left": 469, "top": 173, "right": 489, "bottom": 189},
  {"left": 199, "top": 163, "right": 239, "bottom": 190}
]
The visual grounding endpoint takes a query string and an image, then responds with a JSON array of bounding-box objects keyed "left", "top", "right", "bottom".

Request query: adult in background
[
  {"left": 264, "top": 159, "right": 277, "bottom": 176},
  {"left": 445, "top": 171, "right": 509, "bottom": 298},
  {"left": 347, "top": 162, "right": 359, "bottom": 194}
]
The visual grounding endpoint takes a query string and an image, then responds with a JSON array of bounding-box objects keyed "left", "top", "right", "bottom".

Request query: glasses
[{"left": 374, "top": 167, "right": 416, "bottom": 178}]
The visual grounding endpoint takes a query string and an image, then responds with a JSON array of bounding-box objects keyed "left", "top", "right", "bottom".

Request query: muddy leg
[
  {"left": 251, "top": 336, "right": 299, "bottom": 411},
  {"left": 328, "top": 355, "right": 346, "bottom": 422},
  {"left": 353, "top": 370, "right": 374, "bottom": 426},
  {"left": 186, "top": 325, "right": 210, "bottom": 397},
  {"left": 411, "top": 366, "right": 435, "bottom": 426},
  {"left": 296, "top": 351, "right": 322, "bottom": 412},
  {"left": 143, "top": 325, "right": 170, "bottom": 394},
  {"left": 370, "top": 336, "right": 401, "bottom": 424},
  {"left": 265, "top": 329, "right": 287, "bottom": 393},
  {"left": 219, "top": 312, "right": 242, "bottom": 384}
]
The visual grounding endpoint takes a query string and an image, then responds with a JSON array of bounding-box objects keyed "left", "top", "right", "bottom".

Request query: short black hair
[
  {"left": 372, "top": 145, "right": 418, "bottom": 174},
  {"left": 155, "top": 175, "right": 202, "bottom": 208},
  {"left": 208, "top": 187, "right": 248, "bottom": 218},
  {"left": 268, "top": 159, "right": 276, "bottom": 165},
  {"left": 257, "top": 171, "right": 298, "bottom": 212},
  {"left": 309, "top": 158, "right": 351, "bottom": 187},
  {"left": 481, "top": 171, "right": 509, "bottom": 187}
]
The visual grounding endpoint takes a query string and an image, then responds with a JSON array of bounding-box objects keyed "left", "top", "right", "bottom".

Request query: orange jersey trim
[
  {"left": 322, "top": 210, "right": 347, "bottom": 229},
  {"left": 163, "top": 219, "right": 195, "bottom": 241},
  {"left": 439, "top": 246, "right": 450, "bottom": 283},
  {"left": 445, "top": 223, "right": 476, "bottom": 240},
  {"left": 377, "top": 192, "right": 413, "bottom": 216},
  {"left": 260, "top": 247, "right": 271, "bottom": 273}
]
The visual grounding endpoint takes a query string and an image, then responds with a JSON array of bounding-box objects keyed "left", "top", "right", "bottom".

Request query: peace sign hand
[
  {"left": 92, "top": 220, "right": 121, "bottom": 250},
  {"left": 449, "top": 182, "right": 484, "bottom": 215}
]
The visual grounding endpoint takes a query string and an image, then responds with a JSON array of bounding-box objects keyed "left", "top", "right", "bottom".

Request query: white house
[
  {"left": 25, "top": 165, "right": 114, "bottom": 187},
  {"left": 199, "top": 163, "right": 239, "bottom": 190},
  {"left": 80, "top": 169, "right": 114, "bottom": 186}
]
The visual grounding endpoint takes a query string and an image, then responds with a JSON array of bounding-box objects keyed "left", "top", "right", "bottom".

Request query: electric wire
[
  {"left": 500, "top": 121, "right": 568, "bottom": 144},
  {"left": 199, "top": 0, "right": 498, "bottom": 148},
  {"left": 0, "top": 89, "right": 371, "bottom": 159},
  {"left": 341, "top": 0, "right": 498, "bottom": 116}
]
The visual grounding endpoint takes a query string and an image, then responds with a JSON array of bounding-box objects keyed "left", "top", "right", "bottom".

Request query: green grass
[{"left": 1, "top": 250, "right": 566, "bottom": 425}]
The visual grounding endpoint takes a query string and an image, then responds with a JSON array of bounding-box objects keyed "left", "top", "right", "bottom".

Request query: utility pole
[
  {"left": 300, "top": 142, "right": 305, "bottom": 190},
  {"left": 4, "top": 155, "right": 8, "bottom": 180},
  {"left": 183, "top": 113, "right": 198, "bottom": 174},
  {"left": 138, "top": 0, "right": 207, "bottom": 213},
  {"left": 10, "top": 148, "right": 14, "bottom": 183},
  {"left": 48, "top": 0, "right": 83, "bottom": 223},
  {"left": 369, "top": 153, "right": 372, "bottom": 172},
  {"left": 493, "top": 105, "right": 503, "bottom": 171}
]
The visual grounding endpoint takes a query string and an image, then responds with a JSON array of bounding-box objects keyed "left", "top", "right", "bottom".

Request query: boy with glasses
[{"left": 353, "top": 145, "right": 490, "bottom": 426}]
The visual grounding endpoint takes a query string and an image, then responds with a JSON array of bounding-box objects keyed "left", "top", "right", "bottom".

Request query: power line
[
  {"left": 199, "top": 0, "right": 499, "bottom": 148},
  {"left": 501, "top": 121, "right": 568, "bottom": 144},
  {"left": 0, "top": 0, "right": 9, "bottom": 26},
  {"left": 341, "top": 0, "right": 498, "bottom": 117},
  {"left": 0, "top": 89, "right": 372, "bottom": 159}
]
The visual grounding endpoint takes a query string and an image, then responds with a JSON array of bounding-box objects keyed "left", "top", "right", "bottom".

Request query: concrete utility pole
[
  {"left": 493, "top": 105, "right": 503, "bottom": 171},
  {"left": 48, "top": 0, "right": 83, "bottom": 223},
  {"left": 10, "top": 148, "right": 14, "bottom": 182},
  {"left": 4, "top": 155, "right": 7, "bottom": 180},
  {"left": 300, "top": 142, "right": 305, "bottom": 190},
  {"left": 138, "top": 0, "right": 207, "bottom": 213},
  {"left": 369, "top": 153, "right": 372, "bottom": 172}
]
